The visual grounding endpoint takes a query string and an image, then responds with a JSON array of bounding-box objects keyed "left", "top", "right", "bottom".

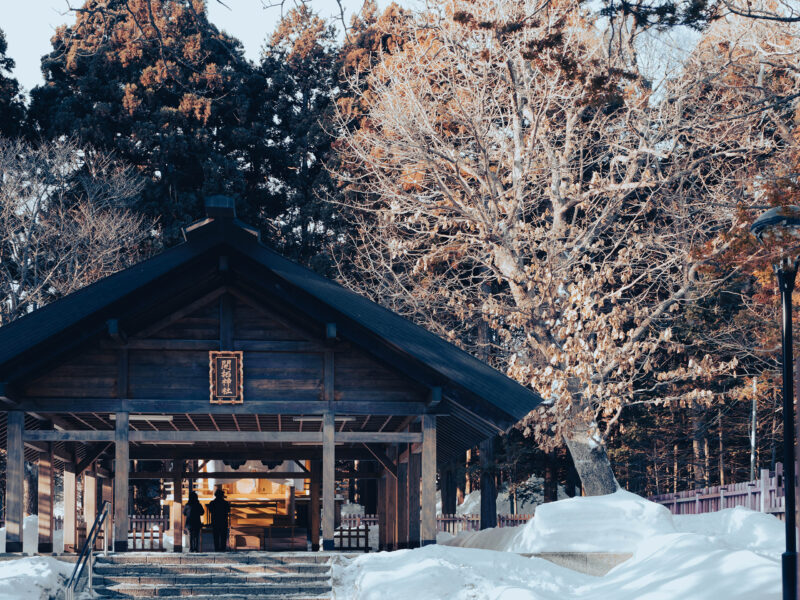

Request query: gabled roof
[{"left": 0, "top": 198, "right": 542, "bottom": 437}]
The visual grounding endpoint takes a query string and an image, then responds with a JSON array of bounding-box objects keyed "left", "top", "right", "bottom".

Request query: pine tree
[
  {"left": 28, "top": 0, "right": 266, "bottom": 242},
  {"left": 0, "top": 28, "right": 25, "bottom": 138}
]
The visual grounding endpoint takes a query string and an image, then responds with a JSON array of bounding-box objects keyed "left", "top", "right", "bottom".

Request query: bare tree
[
  {"left": 0, "top": 137, "right": 151, "bottom": 325},
  {"left": 331, "top": 0, "right": 796, "bottom": 493}
]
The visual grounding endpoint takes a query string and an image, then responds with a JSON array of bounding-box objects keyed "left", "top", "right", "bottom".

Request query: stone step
[
  {"left": 94, "top": 583, "right": 332, "bottom": 598},
  {"left": 94, "top": 596, "right": 329, "bottom": 600},
  {"left": 94, "top": 562, "right": 330, "bottom": 575},
  {"left": 95, "top": 572, "right": 330, "bottom": 586},
  {"left": 96, "top": 552, "right": 331, "bottom": 565}
]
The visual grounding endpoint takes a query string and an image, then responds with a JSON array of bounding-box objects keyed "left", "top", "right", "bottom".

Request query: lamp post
[{"left": 751, "top": 206, "right": 800, "bottom": 600}]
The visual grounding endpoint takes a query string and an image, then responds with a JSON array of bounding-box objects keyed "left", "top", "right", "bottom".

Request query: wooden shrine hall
[{"left": 0, "top": 196, "right": 541, "bottom": 553}]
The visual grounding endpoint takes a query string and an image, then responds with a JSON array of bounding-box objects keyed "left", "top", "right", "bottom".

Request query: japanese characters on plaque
[{"left": 209, "top": 351, "right": 244, "bottom": 404}]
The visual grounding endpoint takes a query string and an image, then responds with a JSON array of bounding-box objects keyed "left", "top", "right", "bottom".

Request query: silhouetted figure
[
  {"left": 208, "top": 487, "right": 230, "bottom": 552},
  {"left": 183, "top": 491, "right": 205, "bottom": 552}
]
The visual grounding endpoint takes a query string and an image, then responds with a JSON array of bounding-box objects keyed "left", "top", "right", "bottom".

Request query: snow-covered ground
[
  {"left": 0, "top": 556, "right": 72, "bottom": 600},
  {"left": 335, "top": 490, "right": 783, "bottom": 599}
]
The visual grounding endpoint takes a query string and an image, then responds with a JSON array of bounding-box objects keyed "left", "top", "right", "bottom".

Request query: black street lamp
[{"left": 751, "top": 206, "right": 800, "bottom": 600}]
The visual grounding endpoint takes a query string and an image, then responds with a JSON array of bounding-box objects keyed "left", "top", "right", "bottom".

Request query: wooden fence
[
  {"left": 128, "top": 514, "right": 169, "bottom": 550},
  {"left": 649, "top": 463, "right": 792, "bottom": 520},
  {"left": 340, "top": 513, "right": 533, "bottom": 536}
]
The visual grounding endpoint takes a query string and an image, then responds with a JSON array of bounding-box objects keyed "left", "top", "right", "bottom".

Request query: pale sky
[{"left": 1, "top": 0, "right": 381, "bottom": 95}]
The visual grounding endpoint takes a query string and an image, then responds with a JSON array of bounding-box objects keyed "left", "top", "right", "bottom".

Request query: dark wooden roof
[{"left": 0, "top": 199, "right": 542, "bottom": 455}]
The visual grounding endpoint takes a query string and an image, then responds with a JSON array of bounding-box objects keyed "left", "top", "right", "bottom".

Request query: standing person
[
  {"left": 208, "top": 487, "right": 231, "bottom": 552},
  {"left": 183, "top": 491, "right": 205, "bottom": 552}
]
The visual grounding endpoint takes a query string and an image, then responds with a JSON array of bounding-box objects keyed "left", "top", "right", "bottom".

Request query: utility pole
[{"left": 751, "top": 377, "right": 757, "bottom": 482}]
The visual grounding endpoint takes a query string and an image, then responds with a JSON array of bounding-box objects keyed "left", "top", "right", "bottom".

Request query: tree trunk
[
  {"left": 692, "top": 402, "right": 706, "bottom": 489},
  {"left": 464, "top": 450, "right": 473, "bottom": 495},
  {"left": 563, "top": 431, "right": 618, "bottom": 496},
  {"left": 543, "top": 452, "right": 558, "bottom": 502}
]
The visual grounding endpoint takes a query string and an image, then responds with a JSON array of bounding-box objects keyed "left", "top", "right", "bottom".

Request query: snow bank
[
  {"left": 0, "top": 556, "right": 72, "bottom": 600},
  {"left": 437, "top": 476, "right": 567, "bottom": 516},
  {"left": 337, "top": 490, "right": 783, "bottom": 599}
]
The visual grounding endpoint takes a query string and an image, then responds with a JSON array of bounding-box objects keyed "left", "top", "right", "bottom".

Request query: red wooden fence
[{"left": 649, "top": 463, "right": 792, "bottom": 520}]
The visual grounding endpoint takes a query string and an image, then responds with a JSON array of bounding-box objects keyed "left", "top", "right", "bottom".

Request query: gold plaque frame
[{"left": 209, "top": 351, "right": 244, "bottom": 404}]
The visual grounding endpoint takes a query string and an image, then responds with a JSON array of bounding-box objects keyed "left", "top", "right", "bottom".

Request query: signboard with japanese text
[{"left": 209, "top": 351, "right": 243, "bottom": 404}]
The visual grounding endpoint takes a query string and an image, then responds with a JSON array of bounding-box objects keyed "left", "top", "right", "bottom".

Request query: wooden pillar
[
  {"left": 38, "top": 446, "right": 54, "bottom": 553},
  {"left": 83, "top": 468, "right": 97, "bottom": 547},
  {"left": 421, "top": 415, "right": 436, "bottom": 546},
  {"left": 480, "top": 438, "right": 497, "bottom": 530},
  {"left": 408, "top": 451, "right": 421, "bottom": 548},
  {"left": 441, "top": 464, "right": 457, "bottom": 515},
  {"left": 322, "top": 411, "right": 335, "bottom": 550},
  {"left": 101, "top": 475, "right": 112, "bottom": 551},
  {"left": 397, "top": 458, "right": 409, "bottom": 549},
  {"left": 310, "top": 460, "right": 321, "bottom": 551},
  {"left": 386, "top": 452, "right": 397, "bottom": 550},
  {"left": 114, "top": 411, "right": 129, "bottom": 552},
  {"left": 172, "top": 460, "right": 183, "bottom": 552},
  {"left": 6, "top": 411, "right": 24, "bottom": 552},
  {"left": 377, "top": 474, "right": 387, "bottom": 550},
  {"left": 64, "top": 462, "right": 77, "bottom": 552},
  {"left": 288, "top": 485, "right": 296, "bottom": 525}
]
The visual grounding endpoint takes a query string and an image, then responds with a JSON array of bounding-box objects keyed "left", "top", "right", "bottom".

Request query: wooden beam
[
  {"left": 338, "top": 432, "right": 421, "bottom": 443},
  {"left": 130, "top": 431, "right": 323, "bottom": 443},
  {"left": 114, "top": 412, "right": 130, "bottom": 552},
  {"left": 24, "top": 441, "right": 72, "bottom": 464},
  {"left": 322, "top": 411, "right": 335, "bottom": 551},
  {"left": 129, "top": 470, "right": 316, "bottom": 480},
  {"left": 386, "top": 448, "right": 397, "bottom": 550},
  {"left": 38, "top": 446, "right": 54, "bottom": 553},
  {"left": 362, "top": 444, "right": 398, "bottom": 479},
  {"left": 6, "top": 411, "right": 24, "bottom": 552},
  {"left": 128, "top": 447, "right": 374, "bottom": 461},
  {"left": 293, "top": 460, "right": 310, "bottom": 474},
  {"left": 421, "top": 415, "right": 436, "bottom": 546},
  {"left": 76, "top": 443, "right": 112, "bottom": 475},
  {"left": 22, "top": 397, "right": 428, "bottom": 416},
  {"left": 220, "top": 293, "right": 233, "bottom": 350},
  {"left": 24, "top": 430, "right": 115, "bottom": 442},
  {"left": 324, "top": 350, "right": 334, "bottom": 409}
]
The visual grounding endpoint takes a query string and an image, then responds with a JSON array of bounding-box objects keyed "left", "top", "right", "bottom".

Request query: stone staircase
[{"left": 91, "top": 552, "right": 333, "bottom": 599}]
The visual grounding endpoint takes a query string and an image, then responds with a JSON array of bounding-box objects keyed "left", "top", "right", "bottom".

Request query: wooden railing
[
  {"left": 128, "top": 514, "right": 169, "bottom": 550},
  {"left": 335, "top": 523, "right": 370, "bottom": 551},
  {"left": 649, "top": 463, "right": 792, "bottom": 520}
]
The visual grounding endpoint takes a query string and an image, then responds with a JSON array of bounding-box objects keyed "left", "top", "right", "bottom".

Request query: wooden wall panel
[
  {"left": 155, "top": 302, "right": 220, "bottom": 340},
  {"left": 335, "top": 349, "right": 425, "bottom": 403},
  {"left": 24, "top": 349, "right": 118, "bottom": 398},
  {"left": 243, "top": 352, "right": 323, "bottom": 396},
  {"left": 233, "top": 299, "right": 308, "bottom": 341},
  {"left": 128, "top": 350, "right": 209, "bottom": 399}
]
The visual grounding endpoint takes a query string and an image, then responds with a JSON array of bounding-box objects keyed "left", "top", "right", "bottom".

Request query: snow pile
[
  {"left": 0, "top": 556, "right": 73, "bottom": 600},
  {"left": 0, "top": 515, "right": 43, "bottom": 555},
  {"left": 335, "top": 490, "right": 782, "bottom": 599},
  {"left": 513, "top": 489, "right": 674, "bottom": 553}
]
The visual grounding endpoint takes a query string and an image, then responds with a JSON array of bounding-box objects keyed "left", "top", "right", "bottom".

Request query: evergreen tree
[
  {"left": 0, "top": 28, "right": 25, "bottom": 138},
  {"left": 257, "top": 5, "right": 342, "bottom": 269},
  {"left": 28, "top": 0, "right": 266, "bottom": 242}
]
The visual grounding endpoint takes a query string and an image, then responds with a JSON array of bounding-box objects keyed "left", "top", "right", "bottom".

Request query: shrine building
[{"left": 0, "top": 196, "right": 541, "bottom": 553}]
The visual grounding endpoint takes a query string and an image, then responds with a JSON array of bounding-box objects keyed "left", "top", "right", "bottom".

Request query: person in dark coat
[
  {"left": 183, "top": 491, "right": 205, "bottom": 552},
  {"left": 208, "top": 487, "right": 231, "bottom": 552}
]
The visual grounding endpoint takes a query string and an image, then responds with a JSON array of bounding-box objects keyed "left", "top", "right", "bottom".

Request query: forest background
[{"left": 0, "top": 0, "right": 798, "bottom": 513}]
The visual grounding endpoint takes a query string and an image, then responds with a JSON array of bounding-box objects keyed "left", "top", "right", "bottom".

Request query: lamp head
[{"left": 751, "top": 206, "right": 800, "bottom": 243}]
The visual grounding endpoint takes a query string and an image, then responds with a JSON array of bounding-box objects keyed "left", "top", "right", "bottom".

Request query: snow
[
  {"left": 334, "top": 490, "right": 783, "bottom": 599},
  {"left": 0, "top": 556, "right": 72, "bottom": 600},
  {"left": 0, "top": 515, "right": 43, "bottom": 555},
  {"left": 437, "top": 476, "right": 567, "bottom": 516}
]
